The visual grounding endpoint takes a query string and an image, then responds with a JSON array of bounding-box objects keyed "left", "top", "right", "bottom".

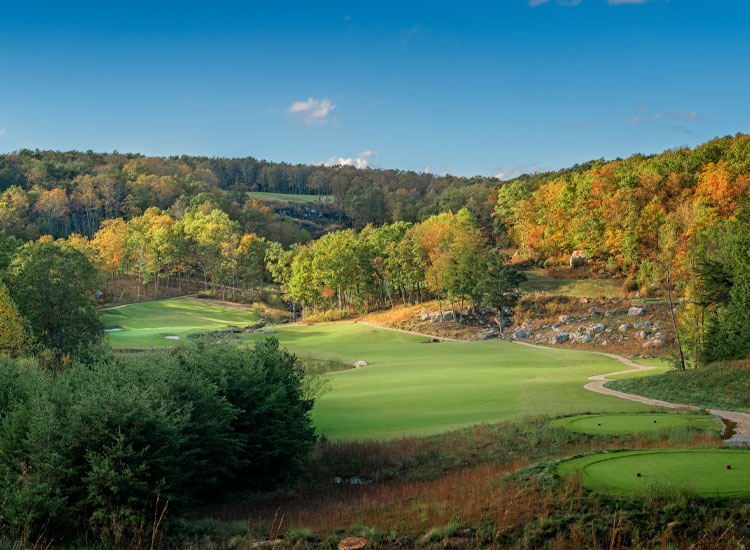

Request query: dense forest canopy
[{"left": 2, "top": 134, "right": 750, "bottom": 313}]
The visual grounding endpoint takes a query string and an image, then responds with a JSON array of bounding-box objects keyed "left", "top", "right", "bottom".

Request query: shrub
[{"left": 0, "top": 338, "right": 316, "bottom": 543}]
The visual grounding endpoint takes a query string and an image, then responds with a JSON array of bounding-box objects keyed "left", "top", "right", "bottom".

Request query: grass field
[
  {"left": 551, "top": 413, "right": 719, "bottom": 435},
  {"left": 101, "top": 299, "right": 260, "bottom": 348},
  {"left": 247, "top": 191, "right": 334, "bottom": 203},
  {"left": 521, "top": 270, "right": 624, "bottom": 297},
  {"left": 243, "top": 322, "right": 658, "bottom": 439},
  {"left": 608, "top": 359, "right": 750, "bottom": 412},
  {"left": 558, "top": 449, "right": 750, "bottom": 496}
]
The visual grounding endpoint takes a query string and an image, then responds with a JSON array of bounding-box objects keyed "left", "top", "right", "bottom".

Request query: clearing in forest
[{"left": 101, "top": 298, "right": 260, "bottom": 349}]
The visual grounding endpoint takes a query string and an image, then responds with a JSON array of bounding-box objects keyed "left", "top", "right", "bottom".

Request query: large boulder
[
  {"left": 628, "top": 306, "right": 647, "bottom": 316},
  {"left": 551, "top": 333, "right": 569, "bottom": 344},
  {"left": 577, "top": 334, "right": 593, "bottom": 343},
  {"left": 513, "top": 330, "right": 529, "bottom": 340},
  {"left": 569, "top": 252, "right": 586, "bottom": 268},
  {"left": 591, "top": 324, "right": 606, "bottom": 333}
]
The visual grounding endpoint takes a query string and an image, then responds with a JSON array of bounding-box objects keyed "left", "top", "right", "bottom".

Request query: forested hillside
[{"left": 2, "top": 134, "right": 750, "bottom": 364}]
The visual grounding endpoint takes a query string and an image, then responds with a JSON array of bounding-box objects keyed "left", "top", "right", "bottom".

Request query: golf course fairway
[
  {"left": 552, "top": 413, "right": 720, "bottom": 435},
  {"left": 243, "top": 322, "right": 659, "bottom": 439},
  {"left": 101, "top": 298, "right": 260, "bottom": 348},
  {"left": 558, "top": 449, "right": 750, "bottom": 496}
]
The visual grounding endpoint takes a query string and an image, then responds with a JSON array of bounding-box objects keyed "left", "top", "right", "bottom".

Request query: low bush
[{"left": 0, "top": 338, "right": 316, "bottom": 544}]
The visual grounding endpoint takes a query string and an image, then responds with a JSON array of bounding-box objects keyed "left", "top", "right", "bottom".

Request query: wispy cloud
[
  {"left": 670, "top": 125, "right": 693, "bottom": 134},
  {"left": 529, "top": 0, "right": 581, "bottom": 6},
  {"left": 0, "top": 128, "right": 6, "bottom": 138},
  {"left": 324, "top": 150, "right": 375, "bottom": 169},
  {"left": 287, "top": 97, "right": 336, "bottom": 125},
  {"left": 530, "top": 0, "right": 648, "bottom": 5},
  {"left": 494, "top": 163, "right": 548, "bottom": 180}
]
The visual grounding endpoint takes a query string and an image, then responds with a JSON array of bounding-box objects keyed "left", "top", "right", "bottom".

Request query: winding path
[
  {"left": 515, "top": 341, "right": 750, "bottom": 444},
  {"left": 359, "top": 323, "right": 750, "bottom": 443}
]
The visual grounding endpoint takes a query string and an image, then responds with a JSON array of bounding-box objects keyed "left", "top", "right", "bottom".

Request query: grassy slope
[
  {"left": 246, "top": 191, "right": 333, "bottom": 203},
  {"left": 244, "top": 322, "right": 656, "bottom": 439},
  {"left": 521, "top": 270, "right": 624, "bottom": 297},
  {"left": 608, "top": 360, "right": 750, "bottom": 412},
  {"left": 101, "top": 299, "right": 259, "bottom": 348}
]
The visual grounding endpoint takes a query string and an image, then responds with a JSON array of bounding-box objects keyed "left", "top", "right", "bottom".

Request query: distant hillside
[{"left": 1, "top": 134, "right": 748, "bottom": 255}]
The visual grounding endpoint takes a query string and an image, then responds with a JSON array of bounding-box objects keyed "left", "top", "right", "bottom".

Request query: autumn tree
[{"left": 0, "top": 282, "right": 29, "bottom": 356}]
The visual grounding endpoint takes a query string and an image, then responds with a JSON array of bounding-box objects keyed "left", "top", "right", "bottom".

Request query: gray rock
[
  {"left": 628, "top": 306, "right": 646, "bottom": 316},
  {"left": 618, "top": 324, "right": 629, "bottom": 332},
  {"left": 591, "top": 324, "right": 606, "bottom": 333},
  {"left": 513, "top": 330, "right": 529, "bottom": 340},
  {"left": 636, "top": 330, "right": 652, "bottom": 340},
  {"left": 552, "top": 333, "right": 569, "bottom": 344},
  {"left": 577, "top": 334, "right": 593, "bottom": 343},
  {"left": 633, "top": 321, "right": 652, "bottom": 329},
  {"left": 570, "top": 254, "right": 586, "bottom": 268},
  {"left": 601, "top": 340, "right": 610, "bottom": 346},
  {"left": 559, "top": 315, "right": 575, "bottom": 324},
  {"left": 588, "top": 306, "right": 599, "bottom": 314},
  {"left": 420, "top": 314, "right": 431, "bottom": 321}
]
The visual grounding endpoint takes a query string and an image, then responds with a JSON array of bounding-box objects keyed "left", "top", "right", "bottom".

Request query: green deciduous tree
[{"left": 7, "top": 241, "right": 102, "bottom": 359}]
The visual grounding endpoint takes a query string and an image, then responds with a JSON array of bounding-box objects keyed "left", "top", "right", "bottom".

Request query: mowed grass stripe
[
  {"left": 101, "top": 299, "right": 259, "bottom": 348},
  {"left": 243, "top": 322, "right": 658, "bottom": 439}
]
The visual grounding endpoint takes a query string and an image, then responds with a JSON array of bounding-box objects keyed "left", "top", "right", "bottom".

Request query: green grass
[
  {"left": 101, "top": 298, "right": 260, "bottom": 349},
  {"left": 247, "top": 191, "right": 333, "bottom": 203},
  {"left": 608, "top": 360, "right": 750, "bottom": 412},
  {"left": 521, "top": 270, "right": 624, "bottom": 297},
  {"left": 558, "top": 449, "right": 750, "bottom": 496},
  {"left": 242, "top": 322, "right": 661, "bottom": 439},
  {"left": 551, "top": 413, "right": 719, "bottom": 435},
  {"left": 606, "top": 359, "right": 672, "bottom": 381}
]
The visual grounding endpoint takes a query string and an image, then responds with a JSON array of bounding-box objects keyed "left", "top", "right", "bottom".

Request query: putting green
[
  {"left": 552, "top": 413, "right": 720, "bottom": 435},
  {"left": 101, "top": 298, "right": 260, "bottom": 348},
  {"left": 558, "top": 449, "right": 750, "bottom": 496},
  {"left": 242, "top": 322, "right": 662, "bottom": 439}
]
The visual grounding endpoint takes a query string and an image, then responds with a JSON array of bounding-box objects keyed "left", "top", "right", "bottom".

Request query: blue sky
[{"left": 1, "top": 0, "right": 748, "bottom": 178}]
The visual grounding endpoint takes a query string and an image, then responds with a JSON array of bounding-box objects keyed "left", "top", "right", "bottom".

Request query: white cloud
[
  {"left": 673, "top": 111, "right": 698, "bottom": 120},
  {"left": 287, "top": 97, "right": 336, "bottom": 125},
  {"left": 0, "top": 128, "right": 6, "bottom": 137},
  {"left": 324, "top": 150, "right": 375, "bottom": 169},
  {"left": 423, "top": 164, "right": 431, "bottom": 174},
  {"left": 531, "top": 0, "right": 649, "bottom": 5},
  {"left": 494, "top": 163, "right": 545, "bottom": 180}
]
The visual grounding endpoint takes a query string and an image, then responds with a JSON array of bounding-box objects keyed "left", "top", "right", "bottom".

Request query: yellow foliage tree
[{"left": 0, "top": 283, "right": 28, "bottom": 357}]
